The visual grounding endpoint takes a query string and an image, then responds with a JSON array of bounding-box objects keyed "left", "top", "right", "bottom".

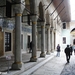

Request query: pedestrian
[
  {"left": 70, "top": 44, "right": 73, "bottom": 55},
  {"left": 29, "top": 41, "right": 32, "bottom": 53},
  {"left": 64, "top": 45, "right": 71, "bottom": 63},
  {"left": 56, "top": 44, "right": 61, "bottom": 57}
]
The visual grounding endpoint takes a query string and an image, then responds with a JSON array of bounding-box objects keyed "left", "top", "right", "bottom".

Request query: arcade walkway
[
  {"left": 0, "top": 51, "right": 75, "bottom": 75},
  {"left": 0, "top": 51, "right": 56, "bottom": 75},
  {"left": 31, "top": 51, "right": 75, "bottom": 75}
]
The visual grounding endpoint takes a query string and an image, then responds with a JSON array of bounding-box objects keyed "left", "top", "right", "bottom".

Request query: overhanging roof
[{"left": 53, "top": 0, "right": 71, "bottom": 22}]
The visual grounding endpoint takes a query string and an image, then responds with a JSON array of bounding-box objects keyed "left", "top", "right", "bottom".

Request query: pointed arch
[
  {"left": 38, "top": 2, "right": 44, "bottom": 21},
  {"left": 70, "top": 28, "right": 75, "bottom": 35},
  {"left": 46, "top": 10, "right": 50, "bottom": 25}
]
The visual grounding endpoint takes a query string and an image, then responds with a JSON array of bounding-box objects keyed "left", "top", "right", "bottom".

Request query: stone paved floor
[
  {"left": 0, "top": 51, "right": 56, "bottom": 75},
  {"left": 60, "top": 53, "right": 75, "bottom": 75},
  {"left": 31, "top": 52, "right": 75, "bottom": 75},
  {"left": 1, "top": 51, "right": 75, "bottom": 75},
  {"left": 0, "top": 51, "right": 40, "bottom": 72}
]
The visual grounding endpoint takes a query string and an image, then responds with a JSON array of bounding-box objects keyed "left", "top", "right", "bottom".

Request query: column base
[
  {"left": 51, "top": 49, "right": 54, "bottom": 53},
  {"left": 46, "top": 51, "right": 50, "bottom": 55},
  {"left": 11, "top": 62, "right": 23, "bottom": 70},
  {"left": 40, "top": 52, "right": 45, "bottom": 57},
  {"left": 30, "top": 56, "right": 37, "bottom": 62}
]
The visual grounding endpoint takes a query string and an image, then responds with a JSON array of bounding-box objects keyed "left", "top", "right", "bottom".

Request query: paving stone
[
  {"left": 2, "top": 51, "right": 75, "bottom": 75},
  {"left": 30, "top": 52, "right": 75, "bottom": 75}
]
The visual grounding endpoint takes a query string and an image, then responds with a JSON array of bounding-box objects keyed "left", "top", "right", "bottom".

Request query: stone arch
[
  {"left": 50, "top": 15, "right": 54, "bottom": 28},
  {"left": 38, "top": 2, "right": 45, "bottom": 21},
  {"left": 45, "top": 10, "right": 50, "bottom": 25},
  {"left": 29, "top": 0, "right": 38, "bottom": 15},
  {"left": 22, "top": 0, "right": 30, "bottom": 25},
  {"left": 23, "top": 0, "right": 30, "bottom": 13},
  {"left": 25, "top": 0, "right": 30, "bottom": 10},
  {"left": 70, "top": 28, "right": 75, "bottom": 35},
  {"left": 37, "top": 1, "right": 45, "bottom": 51},
  {"left": 70, "top": 28, "right": 75, "bottom": 45}
]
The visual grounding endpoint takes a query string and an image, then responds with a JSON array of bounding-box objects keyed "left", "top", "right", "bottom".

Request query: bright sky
[{"left": 70, "top": 0, "right": 75, "bottom": 21}]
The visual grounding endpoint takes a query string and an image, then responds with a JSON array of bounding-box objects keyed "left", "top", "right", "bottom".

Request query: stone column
[
  {"left": 12, "top": 4, "right": 25, "bottom": 70},
  {"left": 50, "top": 27, "right": 54, "bottom": 52},
  {"left": 30, "top": 15, "right": 37, "bottom": 62},
  {"left": 40, "top": 22, "right": 45, "bottom": 57},
  {"left": 46, "top": 26, "right": 50, "bottom": 54}
]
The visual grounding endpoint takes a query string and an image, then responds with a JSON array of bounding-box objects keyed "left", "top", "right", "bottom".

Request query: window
[
  {"left": 63, "top": 37, "right": 66, "bottom": 44},
  {"left": 63, "top": 23, "right": 66, "bottom": 29},
  {"left": 5, "top": 32, "right": 11, "bottom": 52}
]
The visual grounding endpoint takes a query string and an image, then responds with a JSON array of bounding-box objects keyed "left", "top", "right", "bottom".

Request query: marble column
[
  {"left": 11, "top": 4, "right": 25, "bottom": 70},
  {"left": 30, "top": 15, "right": 37, "bottom": 62},
  {"left": 40, "top": 22, "right": 45, "bottom": 57},
  {"left": 50, "top": 27, "right": 54, "bottom": 52},
  {"left": 46, "top": 26, "right": 50, "bottom": 54}
]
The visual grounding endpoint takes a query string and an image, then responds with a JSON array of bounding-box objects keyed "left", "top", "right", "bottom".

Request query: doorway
[
  {"left": 5, "top": 32, "right": 11, "bottom": 52},
  {"left": 27, "top": 35, "right": 30, "bottom": 48},
  {"left": 73, "top": 39, "right": 75, "bottom": 45}
]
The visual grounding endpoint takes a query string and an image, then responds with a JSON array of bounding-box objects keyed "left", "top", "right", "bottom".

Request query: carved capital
[
  {"left": 13, "top": 2, "right": 25, "bottom": 14},
  {"left": 31, "top": 15, "right": 38, "bottom": 22},
  {"left": 50, "top": 26, "right": 54, "bottom": 31}
]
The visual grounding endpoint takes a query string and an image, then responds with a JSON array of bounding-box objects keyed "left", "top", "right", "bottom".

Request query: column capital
[
  {"left": 54, "top": 28, "right": 57, "bottom": 32},
  {"left": 41, "top": 25, "right": 45, "bottom": 28},
  {"left": 31, "top": 14, "right": 38, "bottom": 21},
  {"left": 13, "top": 3, "right": 25, "bottom": 14},
  {"left": 46, "top": 24, "right": 50, "bottom": 29},
  {"left": 50, "top": 26, "right": 54, "bottom": 31},
  {"left": 46, "top": 26, "right": 50, "bottom": 29},
  {"left": 40, "top": 21, "right": 45, "bottom": 26},
  {"left": 46, "top": 23, "right": 50, "bottom": 26}
]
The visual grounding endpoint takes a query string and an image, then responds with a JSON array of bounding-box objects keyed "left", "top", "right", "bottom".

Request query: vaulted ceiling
[{"left": 53, "top": 0, "right": 71, "bottom": 22}]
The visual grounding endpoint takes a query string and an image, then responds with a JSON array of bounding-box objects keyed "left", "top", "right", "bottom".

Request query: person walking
[
  {"left": 64, "top": 45, "right": 71, "bottom": 63},
  {"left": 56, "top": 44, "right": 61, "bottom": 57}
]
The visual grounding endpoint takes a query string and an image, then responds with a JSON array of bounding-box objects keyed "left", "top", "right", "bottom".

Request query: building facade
[{"left": 0, "top": 0, "right": 71, "bottom": 70}]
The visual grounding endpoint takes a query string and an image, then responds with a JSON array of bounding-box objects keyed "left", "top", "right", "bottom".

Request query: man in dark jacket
[{"left": 64, "top": 45, "right": 71, "bottom": 63}]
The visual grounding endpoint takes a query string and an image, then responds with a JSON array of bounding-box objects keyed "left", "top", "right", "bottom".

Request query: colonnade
[{"left": 11, "top": 0, "right": 56, "bottom": 70}]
